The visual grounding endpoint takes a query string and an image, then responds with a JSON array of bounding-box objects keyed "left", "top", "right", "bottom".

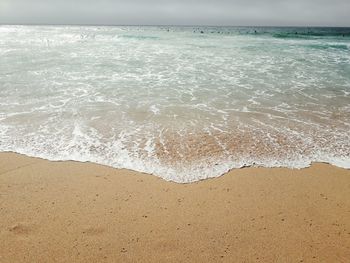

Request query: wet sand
[{"left": 0, "top": 152, "right": 349, "bottom": 262}]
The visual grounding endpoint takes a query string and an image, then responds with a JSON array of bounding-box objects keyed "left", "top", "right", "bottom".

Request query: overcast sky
[{"left": 0, "top": 0, "right": 349, "bottom": 26}]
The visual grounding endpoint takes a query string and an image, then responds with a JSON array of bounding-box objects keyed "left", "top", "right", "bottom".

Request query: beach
[
  {"left": 1, "top": 152, "right": 349, "bottom": 262},
  {"left": 0, "top": 25, "right": 349, "bottom": 262}
]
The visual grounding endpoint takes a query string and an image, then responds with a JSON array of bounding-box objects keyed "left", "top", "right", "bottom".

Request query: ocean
[{"left": 0, "top": 25, "right": 349, "bottom": 182}]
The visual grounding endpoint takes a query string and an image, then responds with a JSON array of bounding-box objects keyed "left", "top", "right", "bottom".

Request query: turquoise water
[{"left": 0, "top": 25, "right": 349, "bottom": 182}]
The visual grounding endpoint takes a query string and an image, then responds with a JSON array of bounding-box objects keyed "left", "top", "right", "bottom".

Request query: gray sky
[{"left": 0, "top": 0, "right": 349, "bottom": 26}]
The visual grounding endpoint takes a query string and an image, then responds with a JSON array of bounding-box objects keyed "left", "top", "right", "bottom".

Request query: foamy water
[{"left": 0, "top": 25, "right": 349, "bottom": 182}]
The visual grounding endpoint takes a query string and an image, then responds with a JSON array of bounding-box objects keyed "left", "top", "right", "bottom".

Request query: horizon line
[{"left": 1, "top": 23, "right": 350, "bottom": 28}]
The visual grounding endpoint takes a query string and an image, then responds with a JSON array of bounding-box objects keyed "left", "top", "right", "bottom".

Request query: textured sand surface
[{"left": 0, "top": 152, "right": 349, "bottom": 262}]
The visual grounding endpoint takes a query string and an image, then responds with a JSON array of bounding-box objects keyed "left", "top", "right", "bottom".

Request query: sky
[{"left": 0, "top": 0, "right": 349, "bottom": 27}]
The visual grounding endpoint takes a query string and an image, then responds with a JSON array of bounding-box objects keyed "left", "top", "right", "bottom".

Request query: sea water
[{"left": 0, "top": 25, "right": 349, "bottom": 182}]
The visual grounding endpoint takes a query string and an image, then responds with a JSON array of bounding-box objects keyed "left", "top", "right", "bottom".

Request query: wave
[
  {"left": 120, "top": 34, "right": 160, "bottom": 40},
  {"left": 305, "top": 44, "right": 348, "bottom": 50},
  {"left": 1, "top": 25, "right": 349, "bottom": 183},
  {"left": 273, "top": 32, "right": 350, "bottom": 39}
]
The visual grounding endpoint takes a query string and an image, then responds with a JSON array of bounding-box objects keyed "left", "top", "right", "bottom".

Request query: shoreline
[
  {"left": 1, "top": 151, "right": 349, "bottom": 183},
  {"left": 1, "top": 152, "right": 350, "bottom": 262}
]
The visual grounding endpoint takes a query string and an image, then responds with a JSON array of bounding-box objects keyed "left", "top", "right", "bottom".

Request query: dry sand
[{"left": 0, "top": 152, "right": 349, "bottom": 262}]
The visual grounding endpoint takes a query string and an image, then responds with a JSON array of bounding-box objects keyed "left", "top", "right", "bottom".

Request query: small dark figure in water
[
  {"left": 200, "top": 31, "right": 204, "bottom": 34},
  {"left": 254, "top": 30, "right": 257, "bottom": 34}
]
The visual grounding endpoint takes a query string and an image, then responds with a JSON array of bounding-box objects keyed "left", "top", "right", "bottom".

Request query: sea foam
[{"left": 0, "top": 25, "right": 349, "bottom": 183}]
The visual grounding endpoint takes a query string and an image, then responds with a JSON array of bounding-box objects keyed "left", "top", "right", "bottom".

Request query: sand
[{"left": 0, "top": 152, "right": 349, "bottom": 262}]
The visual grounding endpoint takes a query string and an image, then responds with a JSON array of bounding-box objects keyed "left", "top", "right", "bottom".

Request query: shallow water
[{"left": 0, "top": 25, "right": 349, "bottom": 182}]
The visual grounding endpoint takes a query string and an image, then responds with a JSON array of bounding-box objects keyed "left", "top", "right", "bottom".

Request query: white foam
[{"left": 0, "top": 25, "right": 349, "bottom": 183}]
